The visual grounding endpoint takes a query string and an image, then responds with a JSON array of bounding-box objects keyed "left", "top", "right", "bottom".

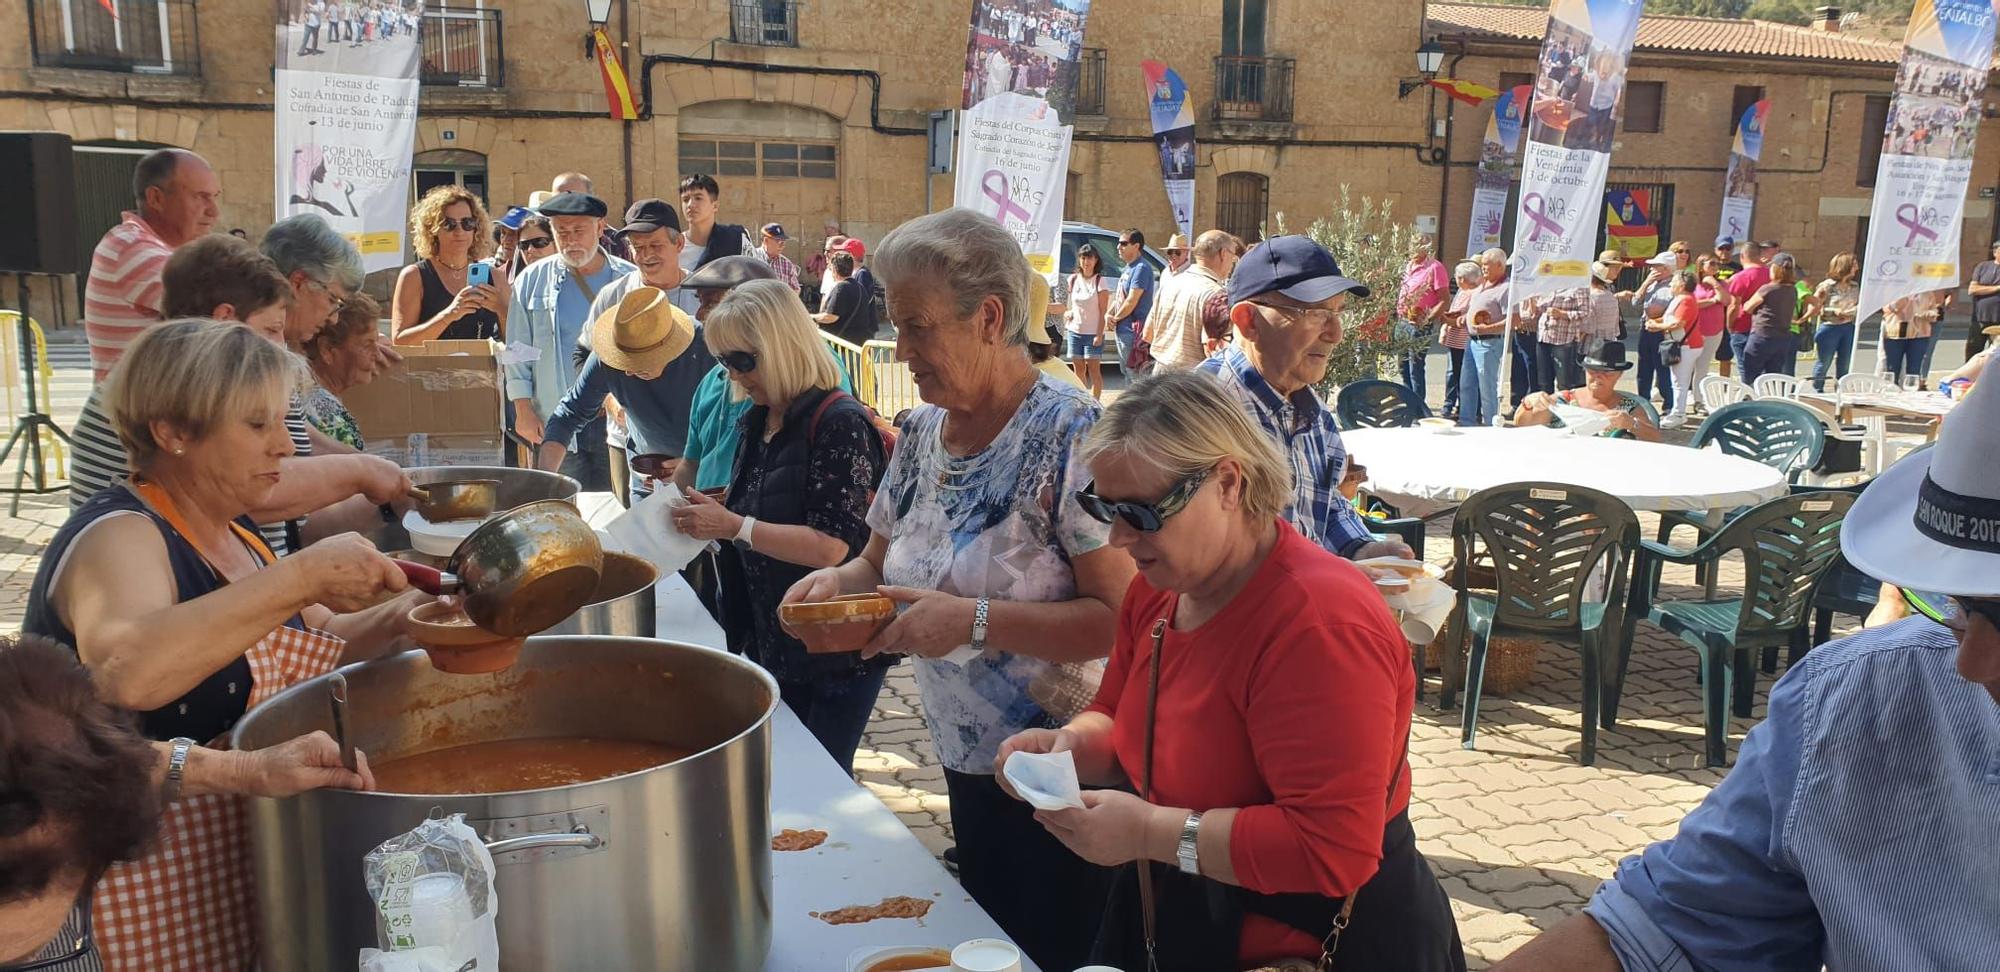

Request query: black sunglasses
[
  {"left": 440, "top": 216, "right": 480, "bottom": 232},
  {"left": 1075, "top": 467, "right": 1211, "bottom": 532},
  {"left": 1117, "top": 239, "right": 1138, "bottom": 247},
  {"left": 519, "top": 236, "right": 553, "bottom": 250},
  {"left": 1903, "top": 589, "right": 2000, "bottom": 634},
  {"left": 718, "top": 350, "right": 758, "bottom": 374}
]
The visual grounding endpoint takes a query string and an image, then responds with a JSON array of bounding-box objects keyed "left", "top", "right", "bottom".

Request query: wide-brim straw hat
[
  {"left": 1843, "top": 373, "right": 2000, "bottom": 598},
  {"left": 590, "top": 286, "right": 694, "bottom": 375}
]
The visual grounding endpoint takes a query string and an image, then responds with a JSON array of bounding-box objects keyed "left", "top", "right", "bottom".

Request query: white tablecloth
[
  {"left": 575, "top": 493, "right": 1037, "bottom": 971},
  {"left": 1340, "top": 426, "right": 1789, "bottom": 515}
]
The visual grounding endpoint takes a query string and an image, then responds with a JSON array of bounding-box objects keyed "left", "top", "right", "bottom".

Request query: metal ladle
[{"left": 327, "top": 672, "right": 357, "bottom": 773}]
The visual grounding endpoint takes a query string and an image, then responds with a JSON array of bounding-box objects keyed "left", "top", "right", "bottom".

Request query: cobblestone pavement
[{"left": 5, "top": 339, "right": 1905, "bottom": 968}]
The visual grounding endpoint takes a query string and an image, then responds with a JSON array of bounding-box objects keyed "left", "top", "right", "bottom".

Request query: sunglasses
[
  {"left": 718, "top": 350, "right": 758, "bottom": 374},
  {"left": 1902, "top": 589, "right": 2000, "bottom": 635},
  {"left": 1117, "top": 240, "right": 1138, "bottom": 247},
  {"left": 1074, "top": 467, "right": 1211, "bottom": 532},
  {"left": 519, "top": 236, "right": 553, "bottom": 251},
  {"left": 439, "top": 216, "right": 480, "bottom": 232}
]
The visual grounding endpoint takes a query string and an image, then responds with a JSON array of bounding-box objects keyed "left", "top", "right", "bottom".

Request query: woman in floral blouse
[{"left": 301, "top": 292, "right": 384, "bottom": 450}]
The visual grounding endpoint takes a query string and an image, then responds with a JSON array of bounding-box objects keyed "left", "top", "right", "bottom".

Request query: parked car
[{"left": 1050, "top": 222, "right": 1169, "bottom": 370}]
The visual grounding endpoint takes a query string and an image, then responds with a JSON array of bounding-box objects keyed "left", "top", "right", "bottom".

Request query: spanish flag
[
  {"left": 98, "top": 0, "right": 118, "bottom": 19},
  {"left": 594, "top": 28, "right": 640, "bottom": 121},
  {"left": 1426, "top": 78, "right": 1499, "bottom": 107}
]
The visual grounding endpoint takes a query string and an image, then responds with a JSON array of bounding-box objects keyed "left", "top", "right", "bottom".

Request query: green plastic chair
[
  {"left": 1616, "top": 490, "right": 1856, "bottom": 767},
  {"left": 1657, "top": 399, "right": 1828, "bottom": 591},
  {"left": 1335, "top": 379, "right": 1430, "bottom": 430},
  {"left": 1439, "top": 482, "right": 1639, "bottom": 766}
]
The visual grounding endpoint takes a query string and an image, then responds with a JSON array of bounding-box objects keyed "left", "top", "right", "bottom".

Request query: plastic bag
[{"left": 360, "top": 814, "right": 500, "bottom": 971}]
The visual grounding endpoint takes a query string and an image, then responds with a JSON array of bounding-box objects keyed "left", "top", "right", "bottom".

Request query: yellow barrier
[
  {"left": 0, "top": 311, "right": 68, "bottom": 478},
  {"left": 819, "top": 333, "right": 923, "bottom": 419}
]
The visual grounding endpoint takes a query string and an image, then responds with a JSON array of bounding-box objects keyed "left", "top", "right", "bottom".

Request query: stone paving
[{"left": 1, "top": 338, "right": 1906, "bottom": 969}]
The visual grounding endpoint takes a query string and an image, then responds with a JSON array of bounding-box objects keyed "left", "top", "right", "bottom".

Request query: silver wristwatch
[
  {"left": 1177, "top": 811, "right": 1204, "bottom": 875},
  {"left": 163, "top": 737, "right": 195, "bottom": 805},
  {"left": 970, "top": 596, "right": 990, "bottom": 650}
]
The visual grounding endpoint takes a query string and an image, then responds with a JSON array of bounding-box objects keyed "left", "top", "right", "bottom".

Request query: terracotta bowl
[
  {"left": 629, "top": 453, "right": 675, "bottom": 479},
  {"left": 404, "top": 601, "right": 526, "bottom": 674},
  {"left": 778, "top": 594, "right": 897, "bottom": 654}
]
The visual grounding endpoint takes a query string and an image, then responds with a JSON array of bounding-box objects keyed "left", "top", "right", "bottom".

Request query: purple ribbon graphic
[
  {"left": 981, "top": 170, "right": 1034, "bottom": 227},
  {"left": 1895, "top": 204, "right": 1940, "bottom": 247},
  {"left": 1727, "top": 216, "right": 1743, "bottom": 236},
  {"left": 1522, "top": 193, "right": 1564, "bottom": 242}
]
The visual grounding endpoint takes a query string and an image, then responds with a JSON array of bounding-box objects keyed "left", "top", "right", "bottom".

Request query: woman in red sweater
[{"left": 997, "top": 370, "right": 1464, "bottom": 971}]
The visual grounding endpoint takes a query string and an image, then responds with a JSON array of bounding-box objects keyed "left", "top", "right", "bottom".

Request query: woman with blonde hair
[
  {"left": 997, "top": 369, "right": 1462, "bottom": 971},
  {"left": 392, "top": 184, "right": 504, "bottom": 343},
  {"left": 1807, "top": 251, "right": 1861, "bottom": 391},
  {"left": 667, "top": 278, "right": 889, "bottom": 773}
]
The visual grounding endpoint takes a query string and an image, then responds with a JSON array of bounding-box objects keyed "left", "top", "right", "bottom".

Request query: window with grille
[
  {"left": 1729, "top": 85, "right": 1765, "bottom": 134},
  {"left": 1497, "top": 71, "right": 1534, "bottom": 94},
  {"left": 680, "top": 139, "right": 835, "bottom": 180},
  {"left": 1623, "top": 81, "right": 1664, "bottom": 134},
  {"left": 1216, "top": 172, "right": 1269, "bottom": 243},
  {"left": 1857, "top": 95, "right": 1890, "bottom": 188}
]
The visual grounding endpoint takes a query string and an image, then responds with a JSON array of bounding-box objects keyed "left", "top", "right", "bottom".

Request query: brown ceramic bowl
[
  {"left": 629, "top": 453, "right": 676, "bottom": 479},
  {"left": 404, "top": 601, "right": 526, "bottom": 674},
  {"left": 778, "top": 594, "right": 897, "bottom": 654}
]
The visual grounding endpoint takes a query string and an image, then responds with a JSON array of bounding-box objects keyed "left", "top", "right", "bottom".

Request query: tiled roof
[{"left": 1426, "top": 2, "right": 1906, "bottom": 65}]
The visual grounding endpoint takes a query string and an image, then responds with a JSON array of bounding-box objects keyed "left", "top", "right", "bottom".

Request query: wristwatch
[
  {"left": 163, "top": 737, "right": 195, "bottom": 806},
  {"left": 970, "top": 596, "right": 990, "bottom": 650},
  {"left": 733, "top": 515, "right": 757, "bottom": 546},
  {"left": 1177, "top": 811, "right": 1204, "bottom": 875}
]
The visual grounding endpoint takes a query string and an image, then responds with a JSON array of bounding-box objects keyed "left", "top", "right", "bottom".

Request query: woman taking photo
[
  {"left": 1739, "top": 252, "right": 1800, "bottom": 384},
  {"left": 997, "top": 370, "right": 1462, "bottom": 971},
  {"left": 1807, "top": 252, "right": 1861, "bottom": 391},
  {"left": 1066, "top": 240, "right": 1113, "bottom": 398},
  {"left": 667, "top": 279, "right": 888, "bottom": 773},
  {"left": 782, "top": 208, "right": 1134, "bottom": 971},
  {"left": 392, "top": 184, "right": 504, "bottom": 344},
  {"left": 23, "top": 321, "right": 418, "bottom": 971}
]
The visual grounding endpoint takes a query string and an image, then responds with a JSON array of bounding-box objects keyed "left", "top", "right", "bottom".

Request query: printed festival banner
[
  {"left": 1604, "top": 187, "right": 1659, "bottom": 259},
  {"left": 1142, "top": 60, "right": 1196, "bottom": 242},
  {"left": 1856, "top": 0, "right": 1998, "bottom": 327},
  {"left": 1717, "top": 99, "right": 1770, "bottom": 243},
  {"left": 273, "top": 0, "right": 421, "bottom": 273},
  {"left": 1510, "top": 0, "right": 1644, "bottom": 304},
  {"left": 1468, "top": 83, "right": 1530, "bottom": 256}
]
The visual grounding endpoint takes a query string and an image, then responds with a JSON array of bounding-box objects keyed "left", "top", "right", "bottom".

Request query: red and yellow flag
[
  {"left": 1426, "top": 78, "right": 1499, "bottom": 107},
  {"left": 593, "top": 28, "right": 639, "bottom": 121},
  {"left": 98, "top": 0, "right": 119, "bottom": 20}
]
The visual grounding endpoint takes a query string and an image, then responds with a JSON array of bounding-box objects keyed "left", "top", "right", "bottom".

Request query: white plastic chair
[
  {"left": 1833, "top": 373, "right": 1911, "bottom": 474},
  {"left": 1752, "top": 374, "right": 1803, "bottom": 400},
  {"left": 1837, "top": 373, "right": 1895, "bottom": 396},
  {"left": 1698, "top": 375, "right": 1752, "bottom": 413}
]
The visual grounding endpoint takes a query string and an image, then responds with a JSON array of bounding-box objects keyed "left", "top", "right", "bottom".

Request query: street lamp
[
  {"left": 1398, "top": 40, "right": 1447, "bottom": 99},
  {"left": 584, "top": 0, "right": 613, "bottom": 58}
]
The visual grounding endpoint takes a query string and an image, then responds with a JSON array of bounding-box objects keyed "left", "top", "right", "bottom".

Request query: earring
[{"left": 173, "top": 447, "right": 185, "bottom": 455}]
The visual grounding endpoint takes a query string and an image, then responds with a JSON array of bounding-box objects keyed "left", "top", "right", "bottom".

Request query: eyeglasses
[
  {"left": 718, "top": 350, "right": 758, "bottom": 374},
  {"left": 519, "top": 236, "right": 553, "bottom": 251},
  {"left": 440, "top": 216, "right": 480, "bottom": 232},
  {"left": 1247, "top": 300, "right": 1339, "bottom": 328},
  {"left": 2, "top": 906, "right": 93, "bottom": 971},
  {"left": 1902, "top": 589, "right": 2000, "bottom": 635},
  {"left": 1074, "top": 467, "right": 1211, "bottom": 532},
  {"left": 305, "top": 277, "right": 347, "bottom": 313}
]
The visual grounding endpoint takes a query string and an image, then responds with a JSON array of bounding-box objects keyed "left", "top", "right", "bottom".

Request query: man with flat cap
[{"left": 505, "top": 191, "right": 635, "bottom": 490}]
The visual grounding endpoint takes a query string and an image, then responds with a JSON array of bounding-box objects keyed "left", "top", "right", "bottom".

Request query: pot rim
[{"left": 231, "top": 636, "right": 781, "bottom": 799}]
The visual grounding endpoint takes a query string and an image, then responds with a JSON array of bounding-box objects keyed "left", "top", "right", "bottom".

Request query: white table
[
  {"left": 1341, "top": 426, "right": 1790, "bottom": 517},
  {"left": 576, "top": 493, "right": 1035, "bottom": 971}
]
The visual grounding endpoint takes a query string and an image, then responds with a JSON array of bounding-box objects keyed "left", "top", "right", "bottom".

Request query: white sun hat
[{"left": 1841, "top": 373, "right": 2000, "bottom": 598}]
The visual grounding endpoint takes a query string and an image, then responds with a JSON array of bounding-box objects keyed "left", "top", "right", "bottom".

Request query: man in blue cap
[{"left": 1196, "top": 235, "right": 1413, "bottom": 565}]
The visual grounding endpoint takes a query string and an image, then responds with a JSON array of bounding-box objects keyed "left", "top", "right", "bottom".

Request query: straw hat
[
  {"left": 590, "top": 287, "right": 694, "bottom": 375},
  {"left": 1165, "top": 233, "right": 1190, "bottom": 253},
  {"left": 1843, "top": 374, "right": 2000, "bottom": 597}
]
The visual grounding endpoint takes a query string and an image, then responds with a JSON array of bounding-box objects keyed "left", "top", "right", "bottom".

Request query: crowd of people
[{"left": 4, "top": 143, "right": 1997, "bottom": 972}]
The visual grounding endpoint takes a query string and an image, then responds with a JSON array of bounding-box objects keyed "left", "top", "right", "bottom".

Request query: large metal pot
[
  {"left": 231, "top": 636, "right": 778, "bottom": 971},
  {"left": 544, "top": 551, "right": 658, "bottom": 637},
  {"left": 370, "top": 466, "right": 580, "bottom": 552}
]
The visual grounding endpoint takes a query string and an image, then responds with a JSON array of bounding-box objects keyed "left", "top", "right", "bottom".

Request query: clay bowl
[
  {"left": 404, "top": 601, "right": 526, "bottom": 675},
  {"left": 778, "top": 594, "right": 897, "bottom": 654},
  {"left": 629, "top": 453, "right": 676, "bottom": 479}
]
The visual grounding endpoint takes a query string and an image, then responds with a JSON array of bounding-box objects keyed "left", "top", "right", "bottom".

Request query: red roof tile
[{"left": 1426, "top": 2, "right": 1906, "bottom": 65}]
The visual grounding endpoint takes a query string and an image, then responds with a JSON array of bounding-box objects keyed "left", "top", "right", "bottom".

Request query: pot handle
[{"left": 484, "top": 825, "right": 604, "bottom": 857}]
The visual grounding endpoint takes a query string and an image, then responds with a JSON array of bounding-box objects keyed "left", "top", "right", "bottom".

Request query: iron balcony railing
[
  {"left": 730, "top": 0, "right": 800, "bottom": 47},
  {"left": 1212, "top": 54, "right": 1295, "bottom": 124},
  {"left": 420, "top": 7, "right": 503, "bottom": 88},
  {"left": 27, "top": 0, "right": 200, "bottom": 76}
]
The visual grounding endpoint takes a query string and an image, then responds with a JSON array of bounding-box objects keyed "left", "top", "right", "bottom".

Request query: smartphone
[{"left": 466, "top": 262, "right": 492, "bottom": 288}]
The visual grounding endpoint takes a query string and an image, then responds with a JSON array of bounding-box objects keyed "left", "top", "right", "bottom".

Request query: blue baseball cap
[
  {"left": 496, "top": 206, "right": 533, "bottom": 231},
  {"left": 1227, "top": 235, "right": 1371, "bottom": 306}
]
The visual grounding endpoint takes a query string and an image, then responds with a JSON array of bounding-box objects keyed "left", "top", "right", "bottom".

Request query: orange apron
[{"left": 90, "top": 482, "right": 347, "bottom": 972}]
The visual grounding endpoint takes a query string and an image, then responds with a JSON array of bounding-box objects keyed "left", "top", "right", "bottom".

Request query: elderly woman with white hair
[
  {"left": 667, "top": 279, "right": 889, "bottom": 774},
  {"left": 998, "top": 370, "right": 1463, "bottom": 971},
  {"left": 782, "top": 208, "right": 1135, "bottom": 970},
  {"left": 23, "top": 321, "right": 420, "bottom": 971}
]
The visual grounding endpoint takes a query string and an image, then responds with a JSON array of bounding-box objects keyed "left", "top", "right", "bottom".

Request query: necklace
[{"left": 435, "top": 258, "right": 469, "bottom": 272}]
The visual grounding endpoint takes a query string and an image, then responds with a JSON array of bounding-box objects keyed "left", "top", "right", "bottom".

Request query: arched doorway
[
  {"left": 677, "top": 101, "right": 841, "bottom": 256},
  {"left": 413, "top": 148, "right": 489, "bottom": 206},
  {"left": 1216, "top": 171, "right": 1269, "bottom": 242},
  {"left": 72, "top": 140, "right": 170, "bottom": 273}
]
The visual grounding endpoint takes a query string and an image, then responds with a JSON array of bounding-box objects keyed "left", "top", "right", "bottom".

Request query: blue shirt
[
  {"left": 1585, "top": 619, "right": 2000, "bottom": 972},
  {"left": 1113, "top": 260, "right": 1155, "bottom": 330},
  {"left": 682, "top": 356, "right": 855, "bottom": 493},
  {"left": 1196, "top": 347, "right": 1375, "bottom": 558},
  {"left": 503, "top": 250, "right": 637, "bottom": 438},
  {"left": 540, "top": 340, "right": 717, "bottom": 463}
]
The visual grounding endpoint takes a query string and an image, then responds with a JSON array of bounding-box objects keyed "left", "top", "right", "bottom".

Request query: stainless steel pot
[
  {"left": 545, "top": 551, "right": 658, "bottom": 637},
  {"left": 370, "top": 466, "right": 580, "bottom": 552},
  {"left": 231, "top": 636, "right": 777, "bottom": 971}
]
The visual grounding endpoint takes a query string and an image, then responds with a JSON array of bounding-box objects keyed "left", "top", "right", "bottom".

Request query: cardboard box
[{"left": 341, "top": 339, "right": 504, "bottom": 468}]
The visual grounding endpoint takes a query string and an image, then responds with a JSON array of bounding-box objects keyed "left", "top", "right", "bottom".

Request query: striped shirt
[
  {"left": 1586, "top": 619, "right": 2000, "bottom": 971},
  {"left": 68, "top": 387, "right": 310, "bottom": 556},
  {"left": 83, "top": 212, "right": 175, "bottom": 383}
]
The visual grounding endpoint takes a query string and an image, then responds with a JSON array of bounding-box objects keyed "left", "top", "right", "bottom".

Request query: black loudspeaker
[{"left": 0, "top": 132, "right": 79, "bottom": 275}]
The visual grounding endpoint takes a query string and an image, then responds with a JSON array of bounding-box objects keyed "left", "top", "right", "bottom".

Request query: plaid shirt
[
  {"left": 1536, "top": 285, "right": 1593, "bottom": 346},
  {"left": 756, "top": 249, "right": 801, "bottom": 294},
  {"left": 1197, "top": 347, "right": 1376, "bottom": 558}
]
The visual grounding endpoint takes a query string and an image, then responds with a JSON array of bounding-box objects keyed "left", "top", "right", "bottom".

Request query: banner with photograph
[
  {"left": 272, "top": 0, "right": 421, "bottom": 273},
  {"left": 1856, "top": 0, "right": 1997, "bottom": 326},
  {"left": 954, "top": 91, "right": 1073, "bottom": 274},
  {"left": 1717, "top": 99, "right": 1770, "bottom": 243},
  {"left": 1510, "top": 0, "right": 1643, "bottom": 304},
  {"left": 961, "top": 0, "right": 1093, "bottom": 118},
  {"left": 1468, "top": 83, "right": 1531, "bottom": 256},
  {"left": 1142, "top": 60, "right": 1195, "bottom": 242}
]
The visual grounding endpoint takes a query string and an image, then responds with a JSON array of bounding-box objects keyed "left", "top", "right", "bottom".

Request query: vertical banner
[
  {"left": 1603, "top": 187, "right": 1658, "bottom": 259},
  {"left": 1857, "top": 0, "right": 1998, "bottom": 326},
  {"left": 1511, "top": 0, "right": 1643, "bottom": 304},
  {"left": 1141, "top": 60, "right": 1195, "bottom": 242},
  {"left": 1717, "top": 99, "right": 1770, "bottom": 242},
  {"left": 956, "top": 0, "right": 1093, "bottom": 274},
  {"left": 1468, "top": 83, "right": 1530, "bottom": 256},
  {"left": 273, "top": 0, "right": 420, "bottom": 273}
]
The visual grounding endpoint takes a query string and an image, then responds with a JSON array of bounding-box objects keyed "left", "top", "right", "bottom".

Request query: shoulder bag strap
[{"left": 1138, "top": 614, "right": 1169, "bottom": 972}]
